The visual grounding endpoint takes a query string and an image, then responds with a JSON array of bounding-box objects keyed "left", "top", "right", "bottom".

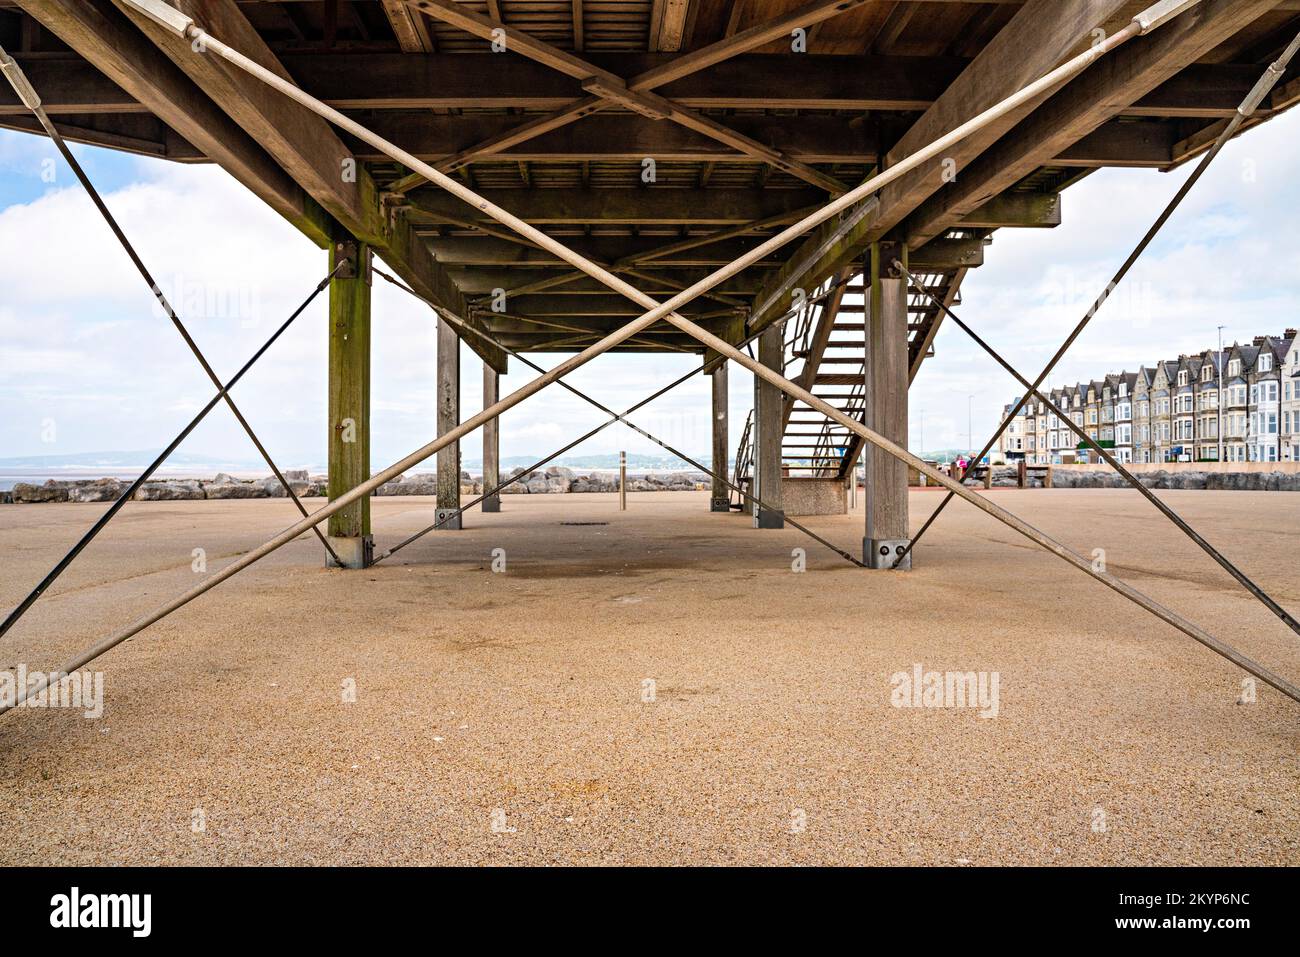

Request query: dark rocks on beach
[
  {"left": 11, "top": 480, "right": 71, "bottom": 503},
  {"left": 68, "top": 478, "right": 125, "bottom": 503},
  {"left": 136, "top": 480, "right": 204, "bottom": 501},
  {"left": 204, "top": 480, "right": 269, "bottom": 500}
]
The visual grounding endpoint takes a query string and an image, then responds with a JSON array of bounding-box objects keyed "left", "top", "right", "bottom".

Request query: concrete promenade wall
[{"left": 1052, "top": 462, "right": 1300, "bottom": 475}]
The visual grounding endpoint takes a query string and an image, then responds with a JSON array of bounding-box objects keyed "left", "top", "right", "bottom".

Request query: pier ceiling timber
[{"left": 3, "top": 0, "right": 1297, "bottom": 358}]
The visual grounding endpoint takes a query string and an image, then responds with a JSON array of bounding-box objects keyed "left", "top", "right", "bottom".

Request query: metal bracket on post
[
  {"left": 327, "top": 534, "right": 373, "bottom": 570},
  {"left": 866, "top": 538, "right": 911, "bottom": 571},
  {"left": 878, "top": 241, "right": 905, "bottom": 281},
  {"left": 434, "top": 507, "right": 463, "bottom": 530},
  {"left": 334, "top": 241, "right": 372, "bottom": 284},
  {"left": 335, "top": 240, "right": 358, "bottom": 280}
]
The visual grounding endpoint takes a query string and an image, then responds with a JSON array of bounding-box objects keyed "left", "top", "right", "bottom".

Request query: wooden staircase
[{"left": 731, "top": 245, "right": 975, "bottom": 504}]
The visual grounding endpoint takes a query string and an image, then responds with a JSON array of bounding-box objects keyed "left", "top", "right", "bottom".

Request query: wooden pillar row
[
  {"left": 864, "top": 241, "right": 911, "bottom": 569},
  {"left": 709, "top": 361, "right": 729, "bottom": 512},
  {"left": 327, "top": 233, "right": 372, "bottom": 568},
  {"left": 436, "top": 316, "right": 462, "bottom": 529}
]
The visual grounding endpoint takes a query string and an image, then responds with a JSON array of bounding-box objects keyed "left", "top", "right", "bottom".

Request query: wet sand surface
[{"left": 1, "top": 489, "right": 1296, "bottom": 865}]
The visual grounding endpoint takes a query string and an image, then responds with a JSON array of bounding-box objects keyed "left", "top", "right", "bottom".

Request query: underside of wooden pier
[{"left": 4, "top": 0, "right": 1296, "bottom": 365}]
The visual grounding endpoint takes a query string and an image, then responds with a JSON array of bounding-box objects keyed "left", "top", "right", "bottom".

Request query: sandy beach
[{"left": 0, "top": 489, "right": 1297, "bottom": 865}]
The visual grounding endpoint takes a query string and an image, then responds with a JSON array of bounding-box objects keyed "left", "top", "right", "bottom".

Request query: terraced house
[
  {"left": 997, "top": 331, "right": 1296, "bottom": 465},
  {"left": 1284, "top": 339, "right": 1300, "bottom": 462},
  {"left": 1195, "top": 351, "right": 1222, "bottom": 461}
]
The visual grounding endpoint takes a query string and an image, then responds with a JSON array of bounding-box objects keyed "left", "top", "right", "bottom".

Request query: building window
[{"left": 1260, "top": 354, "right": 1273, "bottom": 372}]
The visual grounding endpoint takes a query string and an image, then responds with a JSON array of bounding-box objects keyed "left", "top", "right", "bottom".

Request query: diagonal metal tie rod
[
  {"left": 893, "top": 26, "right": 1300, "bottom": 570},
  {"left": 0, "top": 267, "right": 341, "bottom": 641},
  {"left": 17, "top": 0, "right": 1295, "bottom": 713},
  {"left": 898, "top": 261, "right": 1300, "bottom": 635},
  {"left": 371, "top": 267, "right": 863, "bottom": 567},
  {"left": 377, "top": 270, "right": 862, "bottom": 565},
  {"left": 0, "top": 44, "right": 340, "bottom": 566}
]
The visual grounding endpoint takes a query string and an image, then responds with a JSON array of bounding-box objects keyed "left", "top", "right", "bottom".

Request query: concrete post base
[
  {"left": 865, "top": 538, "right": 911, "bottom": 570},
  {"left": 327, "top": 535, "right": 373, "bottom": 569},
  {"left": 481, "top": 495, "right": 501, "bottom": 513},
  {"left": 755, "top": 507, "right": 785, "bottom": 529},
  {"left": 435, "top": 507, "right": 463, "bottom": 530},
  {"left": 710, "top": 497, "right": 730, "bottom": 512}
]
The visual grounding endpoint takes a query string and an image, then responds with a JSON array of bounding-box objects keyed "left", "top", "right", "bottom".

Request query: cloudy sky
[{"left": 2, "top": 104, "right": 1298, "bottom": 470}]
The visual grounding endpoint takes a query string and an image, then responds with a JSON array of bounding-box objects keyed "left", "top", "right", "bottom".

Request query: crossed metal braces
[{"left": 4, "top": 0, "right": 1299, "bottom": 717}]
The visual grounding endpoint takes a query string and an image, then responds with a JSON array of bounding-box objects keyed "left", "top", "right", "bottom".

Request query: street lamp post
[{"left": 968, "top": 394, "right": 975, "bottom": 463}]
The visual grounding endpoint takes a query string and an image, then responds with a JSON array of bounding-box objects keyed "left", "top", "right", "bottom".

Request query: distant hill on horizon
[{"left": 1, "top": 449, "right": 724, "bottom": 474}]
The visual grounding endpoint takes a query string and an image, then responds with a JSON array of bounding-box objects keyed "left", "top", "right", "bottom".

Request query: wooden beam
[
  {"left": 478, "top": 294, "right": 719, "bottom": 317},
  {"left": 348, "top": 111, "right": 877, "bottom": 165},
  {"left": 649, "top": 0, "right": 690, "bottom": 53},
  {"left": 400, "top": 0, "right": 857, "bottom": 191},
  {"left": 909, "top": 236, "right": 985, "bottom": 269},
  {"left": 447, "top": 269, "right": 763, "bottom": 297},
  {"left": 14, "top": 51, "right": 1290, "bottom": 119},
  {"left": 118, "top": 0, "right": 378, "bottom": 240},
  {"left": 903, "top": 0, "right": 1282, "bottom": 247},
  {"left": 380, "top": 0, "right": 434, "bottom": 52},
  {"left": 0, "top": 112, "right": 185, "bottom": 159},
  {"left": 258, "top": 50, "right": 959, "bottom": 111},
  {"left": 114, "top": 0, "right": 504, "bottom": 371},
  {"left": 870, "top": 0, "right": 1130, "bottom": 241},
  {"left": 571, "top": 0, "right": 583, "bottom": 52},
  {"left": 1054, "top": 118, "right": 1176, "bottom": 167},
  {"left": 23, "top": 102, "right": 1177, "bottom": 174},
  {"left": 425, "top": 235, "right": 788, "bottom": 267},
  {"left": 407, "top": 187, "right": 822, "bottom": 224},
  {"left": 12, "top": 0, "right": 329, "bottom": 245},
  {"left": 958, "top": 192, "right": 1061, "bottom": 229}
]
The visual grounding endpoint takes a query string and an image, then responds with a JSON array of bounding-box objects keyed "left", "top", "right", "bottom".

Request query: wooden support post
[
  {"left": 864, "top": 242, "right": 909, "bottom": 568},
  {"left": 327, "top": 234, "right": 372, "bottom": 568},
  {"left": 753, "top": 323, "right": 784, "bottom": 529},
  {"left": 1018, "top": 458, "right": 1027, "bottom": 488},
  {"left": 436, "top": 316, "right": 462, "bottom": 529},
  {"left": 481, "top": 363, "right": 501, "bottom": 512},
  {"left": 984, "top": 467, "right": 993, "bottom": 490},
  {"left": 1044, "top": 464, "right": 1053, "bottom": 489},
  {"left": 710, "top": 361, "right": 729, "bottom": 511},
  {"left": 619, "top": 451, "right": 627, "bottom": 510},
  {"left": 850, "top": 448, "right": 858, "bottom": 509}
]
